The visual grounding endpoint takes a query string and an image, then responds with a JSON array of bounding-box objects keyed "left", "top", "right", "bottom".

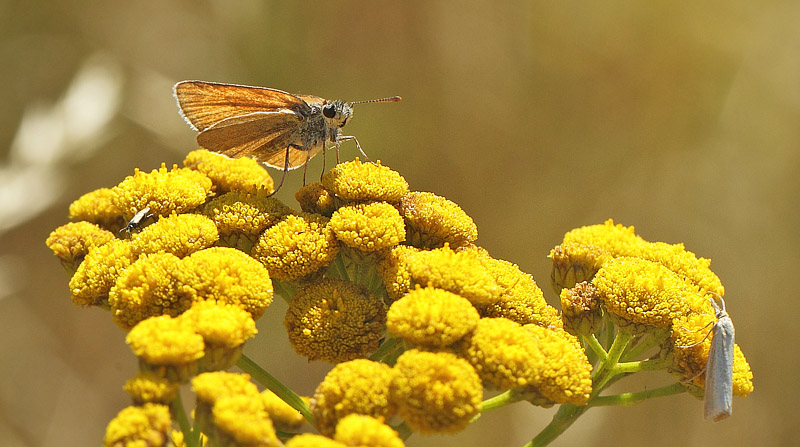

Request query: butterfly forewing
[
  {"left": 174, "top": 81, "right": 311, "bottom": 131},
  {"left": 197, "top": 111, "right": 304, "bottom": 163}
]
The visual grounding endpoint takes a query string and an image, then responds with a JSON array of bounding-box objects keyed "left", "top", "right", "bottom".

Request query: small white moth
[{"left": 703, "top": 294, "right": 734, "bottom": 422}]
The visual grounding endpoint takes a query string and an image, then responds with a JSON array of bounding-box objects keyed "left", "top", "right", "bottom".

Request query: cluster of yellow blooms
[{"left": 46, "top": 150, "right": 753, "bottom": 447}]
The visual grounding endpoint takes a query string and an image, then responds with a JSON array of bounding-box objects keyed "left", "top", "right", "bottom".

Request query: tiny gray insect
[
  {"left": 119, "top": 207, "right": 153, "bottom": 235},
  {"left": 703, "top": 294, "right": 734, "bottom": 422}
]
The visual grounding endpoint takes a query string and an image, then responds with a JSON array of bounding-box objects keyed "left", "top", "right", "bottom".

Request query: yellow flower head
[
  {"left": 175, "top": 247, "right": 274, "bottom": 319},
  {"left": 329, "top": 202, "right": 406, "bottom": 253},
  {"left": 130, "top": 213, "right": 219, "bottom": 258},
  {"left": 458, "top": 318, "right": 592, "bottom": 405},
  {"left": 296, "top": 182, "right": 337, "bottom": 216},
  {"left": 202, "top": 190, "right": 292, "bottom": 252},
  {"left": 560, "top": 219, "right": 724, "bottom": 296},
  {"left": 334, "top": 414, "right": 404, "bottom": 447},
  {"left": 549, "top": 242, "right": 614, "bottom": 294},
  {"left": 284, "top": 278, "right": 385, "bottom": 363},
  {"left": 559, "top": 281, "right": 604, "bottom": 336},
  {"left": 126, "top": 315, "right": 204, "bottom": 382},
  {"left": 109, "top": 252, "right": 185, "bottom": 330},
  {"left": 68, "top": 187, "right": 124, "bottom": 230},
  {"left": 391, "top": 349, "right": 482, "bottom": 434},
  {"left": 592, "top": 257, "right": 705, "bottom": 332},
  {"left": 399, "top": 191, "right": 477, "bottom": 249},
  {"left": 376, "top": 245, "right": 421, "bottom": 301},
  {"left": 46, "top": 221, "right": 115, "bottom": 272},
  {"left": 471, "top": 248, "right": 562, "bottom": 328},
  {"left": 518, "top": 324, "right": 593, "bottom": 405},
  {"left": 212, "top": 394, "right": 279, "bottom": 446},
  {"left": 386, "top": 286, "right": 479, "bottom": 348},
  {"left": 69, "top": 238, "right": 134, "bottom": 307},
  {"left": 184, "top": 149, "right": 274, "bottom": 193},
  {"left": 670, "top": 306, "right": 753, "bottom": 397},
  {"left": 192, "top": 371, "right": 260, "bottom": 404},
  {"left": 252, "top": 212, "right": 340, "bottom": 281},
  {"left": 380, "top": 244, "right": 500, "bottom": 306},
  {"left": 180, "top": 299, "right": 257, "bottom": 371},
  {"left": 311, "top": 359, "right": 397, "bottom": 436},
  {"left": 322, "top": 159, "right": 408, "bottom": 202},
  {"left": 110, "top": 163, "right": 212, "bottom": 218},
  {"left": 260, "top": 390, "right": 307, "bottom": 432},
  {"left": 103, "top": 403, "right": 171, "bottom": 447},
  {"left": 123, "top": 371, "right": 180, "bottom": 405},
  {"left": 286, "top": 434, "right": 346, "bottom": 447}
]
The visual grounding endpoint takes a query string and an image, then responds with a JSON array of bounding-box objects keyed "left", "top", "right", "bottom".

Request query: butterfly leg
[
  {"left": 268, "top": 146, "right": 294, "bottom": 197},
  {"left": 339, "top": 135, "right": 374, "bottom": 164}
]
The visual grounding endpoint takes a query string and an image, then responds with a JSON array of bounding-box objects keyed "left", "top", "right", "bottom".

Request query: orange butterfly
[{"left": 173, "top": 80, "right": 401, "bottom": 193}]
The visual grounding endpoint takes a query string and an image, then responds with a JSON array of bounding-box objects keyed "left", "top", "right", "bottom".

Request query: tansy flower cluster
[{"left": 47, "top": 152, "right": 754, "bottom": 447}]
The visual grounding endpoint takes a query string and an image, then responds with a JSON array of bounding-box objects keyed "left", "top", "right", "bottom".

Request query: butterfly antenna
[{"left": 351, "top": 96, "right": 402, "bottom": 105}]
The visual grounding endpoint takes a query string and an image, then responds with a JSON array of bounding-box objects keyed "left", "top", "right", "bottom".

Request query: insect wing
[
  {"left": 704, "top": 299, "right": 735, "bottom": 422},
  {"left": 174, "top": 80, "right": 311, "bottom": 131},
  {"left": 196, "top": 111, "right": 308, "bottom": 167}
]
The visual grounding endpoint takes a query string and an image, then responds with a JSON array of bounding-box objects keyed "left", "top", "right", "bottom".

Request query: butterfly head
[{"left": 322, "top": 101, "right": 353, "bottom": 128}]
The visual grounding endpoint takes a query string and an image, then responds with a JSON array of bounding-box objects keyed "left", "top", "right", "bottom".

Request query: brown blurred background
[{"left": 1, "top": 1, "right": 796, "bottom": 446}]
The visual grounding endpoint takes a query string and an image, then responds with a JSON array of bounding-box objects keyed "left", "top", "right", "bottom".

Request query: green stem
[
  {"left": 526, "top": 404, "right": 586, "bottom": 447},
  {"left": 610, "top": 358, "right": 669, "bottom": 375},
  {"left": 170, "top": 393, "right": 200, "bottom": 447},
  {"left": 394, "top": 421, "right": 413, "bottom": 441},
  {"left": 369, "top": 336, "right": 402, "bottom": 363},
  {"left": 584, "top": 334, "right": 608, "bottom": 361},
  {"left": 335, "top": 255, "right": 351, "bottom": 282},
  {"left": 620, "top": 333, "right": 662, "bottom": 362},
  {"left": 236, "top": 354, "right": 314, "bottom": 425},
  {"left": 272, "top": 280, "right": 296, "bottom": 304},
  {"left": 479, "top": 390, "right": 523, "bottom": 413},
  {"left": 588, "top": 382, "right": 687, "bottom": 407}
]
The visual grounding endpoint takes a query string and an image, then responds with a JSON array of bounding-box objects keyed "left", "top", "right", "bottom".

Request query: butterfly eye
[{"left": 322, "top": 104, "right": 337, "bottom": 118}]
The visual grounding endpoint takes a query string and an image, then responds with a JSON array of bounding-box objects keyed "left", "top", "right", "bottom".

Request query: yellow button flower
[
  {"left": 126, "top": 315, "right": 204, "bottom": 382},
  {"left": 260, "top": 390, "right": 307, "bottom": 432},
  {"left": 192, "top": 371, "right": 261, "bottom": 437},
  {"left": 103, "top": 403, "right": 171, "bottom": 447},
  {"left": 295, "top": 182, "right": 337, "bottom": 216},
  {"left": 592, "top": 257, "right": 704, "bottom": 332},
  {"left": 399, "top": 191, "right": 477, "bottom": 249},
  {"left": 129, "top": 213, "right": 219, "bottom": 258},
  {"left": 202, "top": 190, "right": 292, "bottom": 252},
  {"left": 212, "top": 394, "right": 279, "bottom": 446},
  {"left": 322, "top": 159, "right": 408, "bottom": 202},
  {"left": 458, "top": 318, "right": 592, "bottom": 406},
  {"left": 549, "top": 242, "right": 613, "bottom": 294},
  {"left": 175, "top": 247, "right": 274, "bottom": 320},
  {"left": 559, "top": 281, "right": 603, "bottom": 336},
  {"left": 386, "top": 286, "right": 479, "bottom": 348},
  {"left": 559, "top": 219, "right": 724, "bottom": 296},
  {"left": 123, "top": 372, "right": 180, "bottom": 405},
  {"left": 110, "top": 163, "right": 212, "bottom": 218},
  {"left": 376, "top": 245, "right": 421, "bottom": 301},
  {"left": 334, "top": 414, "right": 403, "bottom": 447},
  {"left": 69, "top": 238, "right": 134, "bottom": 307},
  {"left": 329, "top": 202, "right": 406, "bottom": 253},
  {"left": 471, "top": 247, "right": 562, "bottom": 328},
  {"left": 46, "top": 221, "right": 115, "bottom": 273},
  {"left": 180, "top": 299, "right": 258, "bottom": 371},
  {"left": 391, "top": 349, "right": 482, "bottom": 434},
  {"left": 284, "top": 278, "right": 385, "bottom": 363},
  {"left": 109, "top": 252, "right": 185, "bottom": 330},
  {"left": 286, "top": 434, "right": 346, "bottom": 447},
  {"left": 378, "top": 245, "right": 502, "bottom": 306},
  {"left": 311, "top": 359, "right": 397, "bottom": 436},
  {"left": 68, "top": 187, "right": 124, "bottom": 230},
  {"left": 252, "top": 212, "right": 339, "bottom": 281},
  {"left": 184, "top": 148, "right": 275, "bottom": 193}
]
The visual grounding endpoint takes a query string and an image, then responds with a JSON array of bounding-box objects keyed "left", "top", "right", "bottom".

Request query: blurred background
[{"left": 1, "top": 1, "right": 797, "bottom": 446}]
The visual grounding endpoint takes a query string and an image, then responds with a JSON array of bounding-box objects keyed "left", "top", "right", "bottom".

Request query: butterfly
[{"left": 173, "top": 80, "right": 401, "bottom": 194}]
